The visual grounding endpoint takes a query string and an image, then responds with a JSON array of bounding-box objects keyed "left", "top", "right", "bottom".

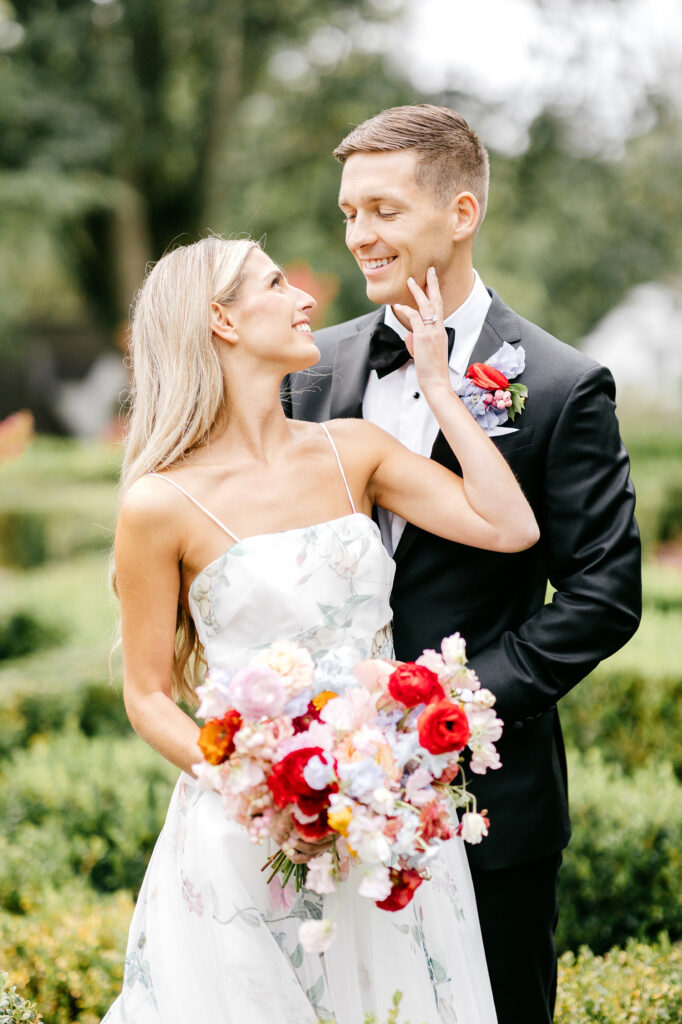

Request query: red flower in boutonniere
[{"left": 457, "top": 342, "right": 528, "bottom": 430}]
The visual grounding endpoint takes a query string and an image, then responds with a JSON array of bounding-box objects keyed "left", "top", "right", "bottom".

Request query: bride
[{"left": 104, "top": 236, "right": 538, "bottom": 1024}]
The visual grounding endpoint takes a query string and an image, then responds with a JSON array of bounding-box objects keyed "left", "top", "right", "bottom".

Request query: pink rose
[{"left": 229, "top": 664, "right": 287, "bottom": 720}]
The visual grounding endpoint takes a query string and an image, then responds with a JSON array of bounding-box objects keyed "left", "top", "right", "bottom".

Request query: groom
[{"left": 285, "top": 104, "right": 641, "bottom": 1023}]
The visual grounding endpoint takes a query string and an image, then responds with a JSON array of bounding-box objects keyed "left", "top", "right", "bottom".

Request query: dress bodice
[{"left": 188, "top": 512, "right": 395, "bottom": 673}]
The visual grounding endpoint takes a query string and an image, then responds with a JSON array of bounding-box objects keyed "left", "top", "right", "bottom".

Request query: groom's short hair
[{"left": 333, "top": 104, "right": 489, "bottom": 222}]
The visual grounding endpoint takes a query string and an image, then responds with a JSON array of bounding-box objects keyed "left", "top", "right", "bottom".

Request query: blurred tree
[
  {"left": 474, "top": 104, "right": 682, "bottom": 343},
  {"left": 0, "top": 0, "right": 410, "bottom": 340}
]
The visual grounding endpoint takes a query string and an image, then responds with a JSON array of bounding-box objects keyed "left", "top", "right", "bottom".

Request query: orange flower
[
  {"left": 198, "top": 709, "right": 242, "bottom": 765},
  {"left": 312, "top": 690, "right": 338, "bottom": 711}
]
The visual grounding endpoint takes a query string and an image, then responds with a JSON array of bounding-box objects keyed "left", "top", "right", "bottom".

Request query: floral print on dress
[{"left": 103, "top": 515, "right": 497, "bottom": 1024}]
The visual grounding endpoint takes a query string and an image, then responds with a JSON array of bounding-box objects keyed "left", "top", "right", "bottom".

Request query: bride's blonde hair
[{"left": 115, "top": 235, "right": 260, "bottom": 705}]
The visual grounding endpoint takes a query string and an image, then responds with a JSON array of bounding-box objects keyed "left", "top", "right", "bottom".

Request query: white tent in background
[{"left": 580, "top": 282, "right": 682, "bottom": 406}]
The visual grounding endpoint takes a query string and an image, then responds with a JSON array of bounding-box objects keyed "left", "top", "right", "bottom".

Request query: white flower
[
  {"left": 469, "top": 743, "right": 502, "bottom": 775},
  {"left": 357, "top": 863, "right": 392, "bottom": 901},
  {"left": 220, "top": 757, "right": 265, "bottom": 795},
  {"left": 370, "top": 786, "right": 396, "bottom": 816},
  {"left": 299, "top": 918, "right": 337, "bottom": 953},
  {"left": 338, "top": 759, "right": 386, "bottom": 800},
  {"left": 416, "top": 649, "right": 446, "bottom": 674},
  {"left": 303, "top": 753, "right": 336, "bottom": 791},
  {"left": 441, "top": 633, "right": 467, "bottom": 667},
  {"left": 191, "top": 760, "right": 221, "bottom": 793},
  {"left": 472, "top": 688, "right": 497, "bottom": 709},
  {"left": 306, "top": 852, "right": 336, "bottom": 895},
  {"left": 195, "top": 671, "right": 233, "bottom": 720},
  {"left": 467, "top": 708, "right": 504, "bottom": 745},
  {"left": 459, "top": 812, "right": 489, "bottom": 844}
]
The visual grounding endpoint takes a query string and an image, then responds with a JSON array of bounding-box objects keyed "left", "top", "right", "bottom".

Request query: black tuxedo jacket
[{"left": 285, "top": 291, "right": 641, "bottom": 870}]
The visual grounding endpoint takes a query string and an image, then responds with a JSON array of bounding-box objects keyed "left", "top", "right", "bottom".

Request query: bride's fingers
[
  {"left": 424, "top": 266, "right": 444, "bottom": 320},
  {"left": 406, "top": 275, "right": 439, "bottom": 325},
  {"left": 393, "top": 303, "right": 421, "bottom": 335}
]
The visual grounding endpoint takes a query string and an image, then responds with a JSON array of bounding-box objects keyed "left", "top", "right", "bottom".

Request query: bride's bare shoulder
[
  {"left": 324, "top": 417, "right": 396, "bottom": 451},
  {"left": 116, "top": 473, "right": 186, "bottom": 548}
]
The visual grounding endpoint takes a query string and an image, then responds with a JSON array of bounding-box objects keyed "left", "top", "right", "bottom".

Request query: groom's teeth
[
  {"left": 364, "top": 257, "right": 396, "bottom": 270},
  {"left": 294, "top": 323, "right": 312, "bottom": 332}
]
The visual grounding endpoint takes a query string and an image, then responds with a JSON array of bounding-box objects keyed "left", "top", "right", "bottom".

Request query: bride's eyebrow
[{"left": 261, "top": 266, "right": 287, "bottom": 283}]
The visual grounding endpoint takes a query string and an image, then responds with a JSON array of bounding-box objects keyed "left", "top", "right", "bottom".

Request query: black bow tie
[{"left": 368, "top": 321, "right": 456, "bottom": 379}]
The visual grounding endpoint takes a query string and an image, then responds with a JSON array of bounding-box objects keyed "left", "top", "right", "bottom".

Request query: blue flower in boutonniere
[{"left": 456, "top": 342, "right": 527, "bottom": 431}]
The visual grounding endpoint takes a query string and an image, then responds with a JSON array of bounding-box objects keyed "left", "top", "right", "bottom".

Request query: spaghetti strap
[
  {"left": 320, "top": 423, "right": 357, "bottom": 515},
  {"left": 149, "top": 474, "right": 240, "bottom": 543}
]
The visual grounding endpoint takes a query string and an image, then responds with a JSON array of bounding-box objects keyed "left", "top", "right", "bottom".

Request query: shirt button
[{"left": 412, "top": 391, "right": 420, "bottom": 400}]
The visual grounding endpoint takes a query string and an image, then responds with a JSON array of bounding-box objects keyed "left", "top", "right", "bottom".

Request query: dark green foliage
[
  {"left": 0, "top": 512, "right": 47, "bottom": 569},
  {"left": 557, "top": 754, "right": 682, "bottom": 954},
  {"left": 561, "top": 665, "right": 682, "bottom": 778},
  {"left": 0, "top": 612, "right": 62, "bottom": 661},
  {"left": 656, "top": 481, "right": 682, "bottom": 545},
  {"left": 0, "top": 732, "right": 176, "bottom": 900},
  {"left": 0, "top": 682, "right": 132, "bottom": 761}
]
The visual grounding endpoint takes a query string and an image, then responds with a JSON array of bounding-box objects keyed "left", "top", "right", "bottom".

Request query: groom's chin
[{"left": 366, "top": 280, "right": 408, "bottom": 309}]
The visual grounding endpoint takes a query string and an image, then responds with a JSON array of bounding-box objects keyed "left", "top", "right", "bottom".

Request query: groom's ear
[
  {"left": 450, "top": 192, "right": 480, "bottom": 242},
  {"left": 210, "top": 302, "right": 239, "bottom": 344}
]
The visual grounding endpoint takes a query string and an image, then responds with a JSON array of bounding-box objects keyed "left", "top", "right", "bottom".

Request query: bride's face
[{"left": 228, "top": 249, "right": 319, "bottom": 371}]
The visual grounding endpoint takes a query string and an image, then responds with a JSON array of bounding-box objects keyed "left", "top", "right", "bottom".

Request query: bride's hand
[
  {"left": 393, "top": 267, "right": 450, "bottom": 399},
  {"left": 271, "top": 806, "right": 335, "bottom": 863},
  {"left": 284, "top": 830, "right": 336, "bottom": 864}
]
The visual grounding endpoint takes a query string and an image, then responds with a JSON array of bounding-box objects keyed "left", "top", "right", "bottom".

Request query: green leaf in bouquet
[{"left": 507, "top": 382, "right": 528, "bottom": 421}]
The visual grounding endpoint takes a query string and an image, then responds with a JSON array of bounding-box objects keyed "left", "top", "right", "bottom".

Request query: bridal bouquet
[{"left": 193, "top": 634, "right": 503, "bottom": 951}]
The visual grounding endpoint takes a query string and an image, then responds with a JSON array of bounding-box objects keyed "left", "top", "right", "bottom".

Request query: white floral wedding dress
[{"left": 103, "top": 425, "right": 497, "bottom": 1024}]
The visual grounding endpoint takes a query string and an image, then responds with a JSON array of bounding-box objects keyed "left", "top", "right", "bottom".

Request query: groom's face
[{"left": 338, "top": 149, "right": 457, "bottom": 309}]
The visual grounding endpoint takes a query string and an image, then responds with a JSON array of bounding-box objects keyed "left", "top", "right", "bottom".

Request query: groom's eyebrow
[{"left": 338, "top": 190, "right": 406, "bottom": 208}]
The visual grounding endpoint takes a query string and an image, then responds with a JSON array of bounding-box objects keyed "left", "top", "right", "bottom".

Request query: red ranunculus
[
  {"left": 465, "top": 362, "right": 510, "bottom": 391},
  {"left": 375, "top": 867, "right": 423, "bottom": 912},
  {"left": 198, "top": 709, "right": 243, "bottom": 765},
  {"left": 417, "top": 699, "right": 471, "bottom": 754},
  {"left": 295, "top": 808, "right": 333, "bottom": 841},
  {"left": 388, "top": 663, "right": 445, "bottom": 708},
  {"left": 267, "top": 747, "right": 337, "bottom": 816}
]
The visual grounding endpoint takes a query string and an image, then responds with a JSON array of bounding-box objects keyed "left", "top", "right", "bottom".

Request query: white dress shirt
[{"left": 362, "top": 270, "right": 493, "bottom": 554}]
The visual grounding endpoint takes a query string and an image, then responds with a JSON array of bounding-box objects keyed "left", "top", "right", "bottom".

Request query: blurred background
[{"left": 1, "top": 1, "right": 681, "bottom": 1021}]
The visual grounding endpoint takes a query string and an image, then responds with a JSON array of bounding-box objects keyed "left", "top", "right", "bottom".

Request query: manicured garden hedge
[
  {"left": 1, "top": 731, "right": 680, "bottom": 956},
  {"left": 557, "top": 752, "right": 682, "bottom": 954},
  {"left": 4, "top": 926, "right": 680, "bottom": 1024},
  {"left": 555, "top": 936, "right": 682, "bottom": 1024},
  {"left": 0, "top": 732, "right": 176, "bottom": 904}
]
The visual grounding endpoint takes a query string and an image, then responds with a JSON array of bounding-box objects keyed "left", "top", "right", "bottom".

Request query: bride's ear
[{"left": 210, "top": 301, "right": 239, "bottom": 344}]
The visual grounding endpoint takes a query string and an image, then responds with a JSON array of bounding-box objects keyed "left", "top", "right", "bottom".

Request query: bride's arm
[
  {"left": 361, "top": 269, "right": 539, "bottom": 553},
  {"left": 114, "top": 480, "right": 202, "bottom": 775}
]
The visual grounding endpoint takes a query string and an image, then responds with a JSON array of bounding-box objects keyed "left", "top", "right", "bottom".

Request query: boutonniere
[{"left": 456, "top": 342, "right": 527, "bottom": 431}]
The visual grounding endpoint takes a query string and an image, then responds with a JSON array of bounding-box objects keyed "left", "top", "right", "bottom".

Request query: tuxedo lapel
[
  {"left": 329, "top": 309, "right": 383, "bottom": 419},
  {"left": 393, "top": 291, "right": 523, "bottom": 565}
]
